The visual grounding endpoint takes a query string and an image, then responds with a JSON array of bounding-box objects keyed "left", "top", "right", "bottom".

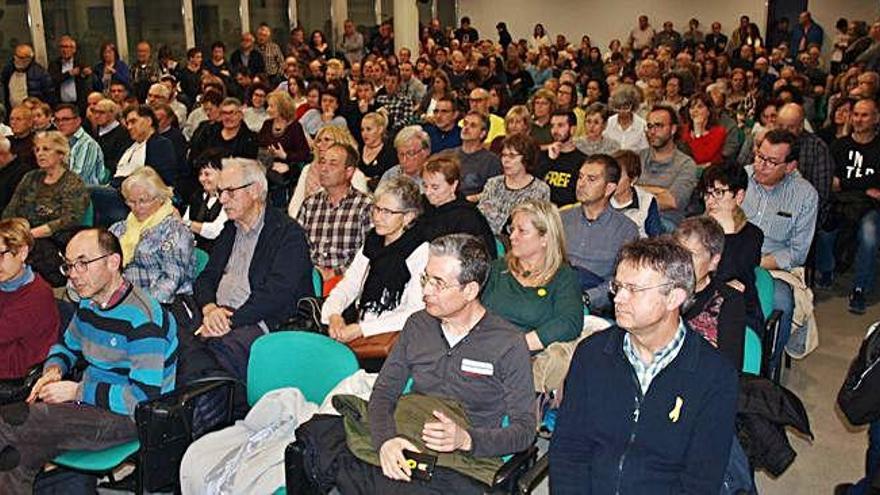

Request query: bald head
[{"left": 776, "top": 103, "right": 805, "bottom": 136}]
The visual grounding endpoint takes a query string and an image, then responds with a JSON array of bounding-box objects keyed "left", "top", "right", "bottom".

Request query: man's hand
[
  {"left": 379, "top": 437, "right": 420, "bottom": 482},
  {"left": 547, "top": 141, "right": 562, "bottom": 160},
  {"left": 867, "top": 188, "right": 880, "bottom": 200},
  {"left": 421, "top": 410, "right": 472, "bottom": 453},
  {"left": 26, "top": 366, "right": 62, "bottom": 403},
  {"left": 38, "top": 381, "right": 79, "bottom": 404},
  {"left": 198, "top": 306, "right": 233, "bottom": 337}
]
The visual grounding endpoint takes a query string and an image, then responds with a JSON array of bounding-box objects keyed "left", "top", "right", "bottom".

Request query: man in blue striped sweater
[{"left": 0, "top": 228, "right": 177, "bottom": 492}]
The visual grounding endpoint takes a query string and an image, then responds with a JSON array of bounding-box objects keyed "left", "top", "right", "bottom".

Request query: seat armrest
[
  {"left": 516, "top": 452, "right": 549, "bottom": 495},
  {"left": 761, "top": 309, "right": 783, "bottom": 380},
  {"left": 492, "top": 445, "right": 538, "bottom": 489}
]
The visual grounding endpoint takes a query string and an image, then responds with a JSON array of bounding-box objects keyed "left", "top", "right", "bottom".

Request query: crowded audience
[{"left": 1, "top": 8, "right": 879, "bottom": 494}]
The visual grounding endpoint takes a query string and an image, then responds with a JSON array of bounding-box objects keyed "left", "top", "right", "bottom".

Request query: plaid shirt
[
  {"left": 297, "top": 187, "right": 372, "bottom": 272},
  {"left": 376, "top": 92, "right": 418, "bottom": 135},
  {"left": 623, "top": 319, "right": 687, "bottom": 395},
  {"left": 742, "top": 131, "right": 833, "bottom": 226},
  {"left": 109, "top": 215, "right": 196, "bottom": 304}
]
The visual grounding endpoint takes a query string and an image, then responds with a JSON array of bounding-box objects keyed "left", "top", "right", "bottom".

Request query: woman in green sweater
[
  {"left": 481, "top": 198, "right": 583, "bottom": 351},
  {"left": 3, "top": 131, "right": 88, "bottom": 286}
]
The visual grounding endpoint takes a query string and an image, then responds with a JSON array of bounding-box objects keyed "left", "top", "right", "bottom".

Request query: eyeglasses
[
  {"left": 59, "top": 253, "right": 112, "bottom": 276},
  {"left": 398, "top": 148, "right": 425, "bottom": 159},
  {"left": 609, "top": 280, "right": 673, "bottom": 296},
  {"left": 218, "top": 182, "right": 254, "bottom": 197},
  {"left": 754, "top": 151, "right": 788, "bottom": 168},
  {"left": 420, "top": 272, "right": 464, "bottom": 292},
  {"left": 371, "top": 204, "right": 408, "bottom": 217},
  {"left": 703, "top": 187, "right": 731, "bottom": 199},
  {"left": 500, "top": 152, "right": 522, "bottom": 159},
  {"left": 125, "top": 196, "right": 159, "bottom": 208}
]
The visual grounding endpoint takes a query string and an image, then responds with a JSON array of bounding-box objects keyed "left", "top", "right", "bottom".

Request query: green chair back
[
  {"left": 495, "top": 237, "right": 506, "bottom": 257},
  {"left": 246, "top": 331, "right": 359, "bottom": 406},
  {"left": 81, "top": 202, "right": 95, "bottom": 227},
  {"left": 194, "top": 248, "right": 209, "bottom": 277},
  {"left": 754, "top": 266, "right": 775, "bottom": 319},
  {"left": 312, "top": 268, "right": 323, "bottom": 297},
  {"left": 53, "top": 439, "right": 140, "bottom": 472},
  {"left": 742, "top": 326, "right": 762, "bottom": 375}
]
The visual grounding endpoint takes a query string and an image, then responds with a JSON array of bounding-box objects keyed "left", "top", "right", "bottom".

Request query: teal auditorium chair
[
  {"left": 194, "top": 248, "right": 209, "bottom": 277},
  {"left": 53, "top": 332, "right": 357, "bottom": 494},
  {"left": 80, "top": 201, "right": 95, "bottom": 227}
]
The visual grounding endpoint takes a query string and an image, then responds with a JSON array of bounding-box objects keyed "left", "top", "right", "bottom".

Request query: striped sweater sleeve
[
  {"left": 44, "top": 317, "right": 85, "bottom": 375},
  {"left": 78, "top": 320, "right": 170, "bottom": 416}
]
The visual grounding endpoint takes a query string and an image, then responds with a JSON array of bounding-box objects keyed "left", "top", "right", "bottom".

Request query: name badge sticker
[{"left": 461, "top": 358, "right": 494, "bottom": 377}]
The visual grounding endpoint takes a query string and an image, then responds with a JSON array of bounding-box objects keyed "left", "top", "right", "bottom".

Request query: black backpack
[{"left": 838, "top": 321, "right": 880, "bottom": 425}]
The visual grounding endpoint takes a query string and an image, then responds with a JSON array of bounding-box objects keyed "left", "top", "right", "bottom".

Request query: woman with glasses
[
  {"left": 675, "top": 216, "right": 747, "bottom": 368},
  {"left": 109, "top": 166, "right": 195, "bottom": 304},
  {"left": 0, "top": 217, "right": 59, "bottom": 381},
  {"left": 242, "top": 84, "right": 270, "bottom": 132},
  {"left": 92, "top": 42, "right": 131, "bottom": 94},
  {"left": 481, "top": 199, "right": 582, "bottom": 351},
  {"left": 287, "top": 125, "right": 368, "bottom": 218},
  {"left": 479, "top": 134, "right": 550, "bottom": 235},
  {"left": 2, "top": 131, "right": 88, "bottom": 287},
  {"left": 321, "top": 176, "right": 428, "bottom": 343},
  {"left": 701, "top": 163, "right": 764, "bottom": 333}
]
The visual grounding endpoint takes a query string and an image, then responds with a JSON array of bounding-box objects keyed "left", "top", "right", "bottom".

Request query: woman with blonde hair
[
  {"left": 358, "top": 112, "right": 397, "bottom": 187},
  {"left": 481, "top": 198, "right": 582, "bottom": 351},
  {"left": 287, "top": 125, "right": 368, "bottom": 218},
  {"left": 490, "top": 104, "right": 532, "bottom": 153},
  {"left": 258, "top": 90, "right": 311, "bottom": 205},
  {"left": 3, "top": 131, "right": 88, "bottom": 286},
  {"left": 109, "top": 166, "right": 195, "bottom": 303},
  {"left": 0, "top": 217, "right": 60, "bottom": 380}
]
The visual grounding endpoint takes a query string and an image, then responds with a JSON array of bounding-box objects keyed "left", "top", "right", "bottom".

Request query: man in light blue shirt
[
  {"left": 54, "top": 103, "right": 106, "bottom": 185},
  {"left": 743, "top": 129, "right": 817, "bottom": 374}
]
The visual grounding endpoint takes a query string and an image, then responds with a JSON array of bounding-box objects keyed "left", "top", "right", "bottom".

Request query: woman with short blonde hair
[{"left": 481, "top": 198, "right": 582, "bottom": 351}]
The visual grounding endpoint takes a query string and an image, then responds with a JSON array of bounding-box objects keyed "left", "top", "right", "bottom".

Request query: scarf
[
  {"left": 357, "top": 225, "right": 424, "bottom": 319},
  {"left": 119, "top": 200, "right": 176, "bottom": 267},
  {"left": 0, "top": 264, "right": 34, "bottom": 292}
]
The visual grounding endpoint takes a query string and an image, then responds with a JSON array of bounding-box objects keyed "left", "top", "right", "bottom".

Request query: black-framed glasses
[
  {"left": 703, "top": 187, "right": 731, "bottom": 199},
  {"left": 218, "top": 182, "right": 254, "bottom": 197},
  {"left": 419, "top": 272, "right": 464, "bottom": 292},
  {"left": 609, "top": 280, "right": 673, "bottom": 296},
  {"left": 59, "top": 253, "right": 112, "bottom": 276},
  {"left": 371, "top": 204, "right": 408, "bottom": 217},
  {"left": 754, "top": 152, "right": 788, "bottom": 168}
]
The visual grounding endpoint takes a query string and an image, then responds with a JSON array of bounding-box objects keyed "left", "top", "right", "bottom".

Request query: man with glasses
[
  {"left": 0, "top": 227, "right": 177, "bottom": 493},
  {"left": 199, "top": 97, "right": 258, "bottom": 161},
  {"left": 550, "top": 237, "right": 738, "bottom": 494},
  {"left": 422, "top": 96, "right": 462, "bottom": 154},
  {"left": 186, "top": 158, "right": 312, "bottom": 392},
  {"left": 48, "top": 36, "right": 91, "bottom": 112},
  {"left": 743, "top": 129, "right": 818, "bottom": 372},
  {"left": 53, "top": 103, "right": 106, "bottom": 185},
  {"left": 381, "top": 126, "right": 432, "bottom": 190},
  {"left": 0, "top": 44, "right": 54, "bottom": 112},
  {"left": 330, "top": 233, "right": 534, "bottom": 493},
  {"left": 465, "top": 88, "right": 506, "bottom": 145},
  {"left": 637, "top": 105, "right": 698, "bottom": 229}
]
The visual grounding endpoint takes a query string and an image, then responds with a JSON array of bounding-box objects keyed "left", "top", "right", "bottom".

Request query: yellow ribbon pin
[
  {"left": 668, "top": 396, "right": 684, "bottom": 423},
  {"left": 537, "top": 288, "right": 547, "bottom": 297}
]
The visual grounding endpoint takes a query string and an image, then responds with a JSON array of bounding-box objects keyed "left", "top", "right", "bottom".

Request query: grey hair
[
  {"left": 428, "top": 234, "right": 491, "bottom": 290},
  {"left": 608, "top": 84, "right": 643, "bottom": 110},
  {"left": 675, "top": 216, "right": 726, "bottom": 258},
  {"left": 149, "top": 83, "right": 170, "bottom": 99},
  {"left": 121, "top": 166, "right": 173, "bottom": 203},
  {"left": 374, "top": 175, "right": 423, "bottom": 217},
  {"left": 221, "top": 157, "right": 268, "bottom": 201},
  {"left": 393, "top": 125, "right": 431, "bottom": 151},
  {"left": 617, "top": 237, "right": 696, "bottom": 300}
]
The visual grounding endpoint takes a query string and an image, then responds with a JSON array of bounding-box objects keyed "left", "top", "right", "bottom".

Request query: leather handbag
[{"left": 347, "top": 332, "right": 400, "bottom": 359}]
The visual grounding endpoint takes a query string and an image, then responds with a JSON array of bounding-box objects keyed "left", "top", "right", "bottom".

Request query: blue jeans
[
  {"left": 853, "top": 209, "right": 880, "bottom": 292},
  {"left": 850, "top": 420, "right": 880, "bottom": 495},
  {"left": 815, "top": 228, "right": 837, "bottom": 275},
  {"left": 769, "top": 278, "right": 794, "bottom": 376}
]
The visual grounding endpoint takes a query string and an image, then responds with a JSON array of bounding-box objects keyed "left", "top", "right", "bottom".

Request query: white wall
[{"left": 461, "top": 0, "right": 878, "bottom": 55}]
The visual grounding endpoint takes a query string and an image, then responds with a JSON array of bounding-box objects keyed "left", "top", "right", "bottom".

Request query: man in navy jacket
[{"left": 550, "top": 237, "right": 738, "bottom": 494}]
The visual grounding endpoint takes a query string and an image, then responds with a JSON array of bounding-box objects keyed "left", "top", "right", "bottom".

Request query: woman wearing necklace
[
  {"left": 481, "top": 199, "right": 582, "bottom": 351},
  {"left": 358, "top": 112, "right": 397, "bottom": 190},
  {"left": 321, "top": 176, "right": 429, "bottom": 343},
  {"left": 479, "top": 133, "right": 550, "bottom": 236},
  {"left": 3, "top": 131, "right": 88, "bottom": 287}
]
